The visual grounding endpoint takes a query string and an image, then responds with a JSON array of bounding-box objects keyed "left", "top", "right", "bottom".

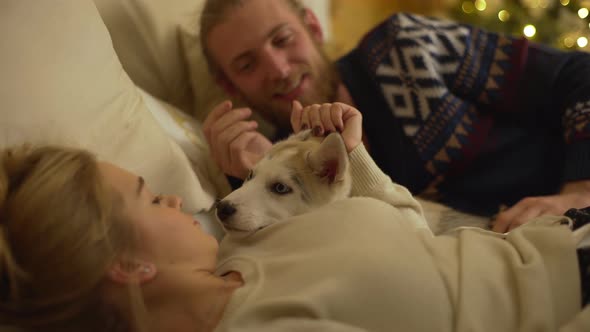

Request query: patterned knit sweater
[{"left": 337, "top": 13, "right": 590, "bottom": 216}]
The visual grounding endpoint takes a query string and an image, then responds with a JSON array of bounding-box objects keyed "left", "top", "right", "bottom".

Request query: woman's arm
[{"left": 348, "top": 143, "right": 428, "bottom": 230}]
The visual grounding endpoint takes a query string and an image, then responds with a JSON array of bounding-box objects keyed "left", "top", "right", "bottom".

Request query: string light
[
  {"left": 498, "top": 10, "right": 511, "bottom": 22},
  {"left": 523, "top": 24, "right": 537, "bottom": 37},
  {"left": 462, "top": 1, "right": 475, "bottom": 14},
  {"left": 474, "top": 0, "right": 487, "bottom": 11},
  {"left": 453, "top": 0, "right": 590, "bottom": 52}
]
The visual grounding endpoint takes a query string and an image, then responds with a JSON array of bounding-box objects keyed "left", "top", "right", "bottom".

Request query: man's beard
[{"left": 238, "top": 52, "right": 340, "bottom": 133}]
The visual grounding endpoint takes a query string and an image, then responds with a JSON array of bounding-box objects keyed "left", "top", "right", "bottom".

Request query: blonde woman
[{"left": 1, "top": 104, "right": 589, "bottom": 331}]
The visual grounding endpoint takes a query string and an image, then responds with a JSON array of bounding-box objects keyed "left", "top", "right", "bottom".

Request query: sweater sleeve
[
  {"left": 348, "top": 143, "right": 429, "bottom": 230},
  {"left": 548, "top": 49, "right": 590, "bottom": 182}
]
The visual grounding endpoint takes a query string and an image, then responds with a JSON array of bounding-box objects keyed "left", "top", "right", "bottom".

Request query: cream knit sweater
[{"left": 214, "top": 144, "right": 589, "bottom": 332}]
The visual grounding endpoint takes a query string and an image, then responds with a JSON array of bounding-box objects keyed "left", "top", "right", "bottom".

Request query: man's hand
[
  {"left": 492, "top": 179, "right": 590, "bottom": 232},
  {"left": 202, "top": 100, "right": 272, "bottom": 179},
  {"left": 290, "top": 101, "right": 363, "bottom": 153}
]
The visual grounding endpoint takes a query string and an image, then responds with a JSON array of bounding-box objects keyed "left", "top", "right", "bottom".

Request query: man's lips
[{"left": 273, "top": 74, "right": 309, "bottom": 101}]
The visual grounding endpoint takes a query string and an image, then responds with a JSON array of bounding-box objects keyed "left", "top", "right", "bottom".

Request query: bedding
[{"left": 0, "top": 0, "right": 220, "bottom": 214}]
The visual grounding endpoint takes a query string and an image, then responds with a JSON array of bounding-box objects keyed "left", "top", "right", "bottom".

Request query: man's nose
[
  {"left": 164, "top": 195, "right": 183, "bottom": 209},
  {"left": 262, "top": 48, "right": 291, "bottom": 80}
]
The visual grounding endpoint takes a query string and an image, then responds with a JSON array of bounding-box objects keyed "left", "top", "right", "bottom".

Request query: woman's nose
[{"left": 164, "top": 195, "right": 183, "bottom": 209}]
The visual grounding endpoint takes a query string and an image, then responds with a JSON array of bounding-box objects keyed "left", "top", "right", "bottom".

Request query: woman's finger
[
  {"left": 307, "top": 104, "right": 323, "bottom": 136},
  {"left": 290, "top": 100, "right": 304, "bottom": 132},
  {"left": 320, "top": 103, "right": 337, "bottom": 133}
]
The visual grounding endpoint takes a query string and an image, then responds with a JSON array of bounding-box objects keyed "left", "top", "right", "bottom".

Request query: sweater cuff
[
  {"left": 564, "top": 140, "right": 590, "bottom": 182},
  {"left": 349, "top": 143, "right": 391, "bottom": 196}
]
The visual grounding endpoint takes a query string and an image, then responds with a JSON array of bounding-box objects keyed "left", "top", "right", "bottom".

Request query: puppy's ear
[{"left": 307, "top": 133, "right": 349, "bottom": 184}]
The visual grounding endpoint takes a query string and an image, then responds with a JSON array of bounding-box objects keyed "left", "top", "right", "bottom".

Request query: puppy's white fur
[{"left": 215, "top": 130, "right": 351, "bottom": 232}]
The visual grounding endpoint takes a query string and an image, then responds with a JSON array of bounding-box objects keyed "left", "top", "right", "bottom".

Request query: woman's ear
[
  {"left": 107, "top": 259, "right": 157, "bottom": 285},
  {"left": 302, "top": 8, "right": 324, "bottom": 44}
]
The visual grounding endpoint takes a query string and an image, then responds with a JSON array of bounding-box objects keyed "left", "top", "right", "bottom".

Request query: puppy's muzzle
[{"left": 216, "top": 200, "right": 237, "bottom": 223}]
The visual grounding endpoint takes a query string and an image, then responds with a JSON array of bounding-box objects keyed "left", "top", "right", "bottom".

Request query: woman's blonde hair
[{"left": 0, "top": 146, "right": 138, "bottom": 331}]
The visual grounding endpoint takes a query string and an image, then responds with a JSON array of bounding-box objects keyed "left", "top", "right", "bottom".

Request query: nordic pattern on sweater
[{"left": 337, "top": 13, "right": 590, "bottom": 215}]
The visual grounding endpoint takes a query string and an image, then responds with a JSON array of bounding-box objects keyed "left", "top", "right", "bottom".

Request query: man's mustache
[{"left": 273, "top": 68, "right": 310, "bottom": 95}]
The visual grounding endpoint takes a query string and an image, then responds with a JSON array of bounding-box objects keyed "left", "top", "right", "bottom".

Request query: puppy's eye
[
  {"left": 270, "top": 182, "right": 292, "bottom": 195},
  {"left": 245, "top": 170, "right": 254, "bottom": 181}
]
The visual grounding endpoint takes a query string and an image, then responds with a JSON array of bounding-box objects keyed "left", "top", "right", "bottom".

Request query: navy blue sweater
[{"left": 337, "top": 13, "right": 590, "bottom": 216}]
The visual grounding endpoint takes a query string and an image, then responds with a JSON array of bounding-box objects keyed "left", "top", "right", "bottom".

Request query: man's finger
[
  {"left": 507, "top": 206, "right": 543, "bottom": 231},
  {"left": 228, "top": 131, "right": 262, "bottom": 178},
  {"left": 492, "top": 205, "right": 524, "bottom": 233},
  {"left": 203, "top": 100, "right": 233, "bottom": 136}
]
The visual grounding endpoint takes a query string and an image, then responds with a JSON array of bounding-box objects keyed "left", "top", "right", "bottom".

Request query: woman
[{"left": 0, "top": 103, "right": 589, "bottom": 331}]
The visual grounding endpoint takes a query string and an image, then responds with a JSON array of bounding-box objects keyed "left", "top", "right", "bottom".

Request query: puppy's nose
[{"left": 216, "top": 200, "right": 237, "bottom": 222}]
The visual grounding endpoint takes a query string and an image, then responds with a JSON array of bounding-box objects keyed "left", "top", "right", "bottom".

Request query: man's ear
[
  {"left": 302, "top": 8, "right": 324, "bottom": 44},
  {"left": 216, "top": 74, "right": 238, "bottom": 96},
  {"left": 107, "top": 259, "right": 157, "bottom": 285}
]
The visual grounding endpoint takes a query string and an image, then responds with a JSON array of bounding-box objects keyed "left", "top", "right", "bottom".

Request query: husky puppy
[{"left": 215, "top": 130, "right": 351, "bottom": 232}]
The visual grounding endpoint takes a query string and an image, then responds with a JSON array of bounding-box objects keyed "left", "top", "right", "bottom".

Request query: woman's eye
[
  {"left": 270, "top": 182, "right": 292, "bottom": 195},
  {"left": 245, "top": 170, "right": 254, "bottom": 181},
  {"left": 152, "top": 195, "right": 163, "bottom": 204}
]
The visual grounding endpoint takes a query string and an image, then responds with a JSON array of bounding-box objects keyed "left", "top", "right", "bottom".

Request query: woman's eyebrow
[{"left": 136, "top": 176, "right": 145, "bottom": 197}]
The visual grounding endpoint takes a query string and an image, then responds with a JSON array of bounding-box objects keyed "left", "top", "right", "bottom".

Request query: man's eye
[
  {"left": 152, "top": 195, "right": 163, "bottom": 204},
  {"left": 274, "top": 33, "right": 293, "bottom": 47},
  {"left": 270, "top": 182, "right": 292, "bottom": 195},
  {"left": 238, "top": 61, "right": 254, "bottom": 73}
]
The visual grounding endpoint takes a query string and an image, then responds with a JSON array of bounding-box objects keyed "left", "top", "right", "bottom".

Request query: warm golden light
[
  {"left": 564, "top": 37, "right": 575, "bottom": 48},
  {"left": 475, "top": 0, "right": 487, "bottom": 11},
  {"left": 462, "top": 1, "right": 475, "bottom": 13},
  {"left": 498, "top": 10, "right": 511, "bottom": 22},
  {"left": 523, "top": 24, "right": 537, "bottom": 37},
  {"left": 579, "top": 8, "right": 590, "bottom": 19},
  {"left": 561, "top": 0, "right": 570, "bottom": 5},
  {"left": 578, "top": 36, "right": 589, "bottom": 47}
]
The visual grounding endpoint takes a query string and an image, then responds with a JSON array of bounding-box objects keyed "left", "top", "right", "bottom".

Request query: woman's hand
[{"left": 290, "top": 101, "right": 363, "bottom": 153}]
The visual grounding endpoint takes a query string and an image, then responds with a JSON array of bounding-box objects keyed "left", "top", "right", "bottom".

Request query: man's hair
[{"left": 199, "top": 0, "right": 306, "bottom": 77}]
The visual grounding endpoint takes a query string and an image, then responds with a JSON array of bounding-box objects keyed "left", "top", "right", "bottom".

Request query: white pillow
[
  {"left": 93, "top": 0, "right": 206, "bottom": 113},
  {"left": 138, "top": 88, "right": 231, "bottom": 200},
  {"left": 0, "top": 0, "right": 215, "bottom": 214}
]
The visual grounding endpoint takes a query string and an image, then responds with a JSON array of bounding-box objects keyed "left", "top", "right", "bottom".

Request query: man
[{"left": 200, "top": 0, "right": 590, "bottom": 232}]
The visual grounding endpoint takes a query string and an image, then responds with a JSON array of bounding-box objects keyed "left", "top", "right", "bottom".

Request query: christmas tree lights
[{"left": 450, "top": 0, "right": 590, "bottom": 50}]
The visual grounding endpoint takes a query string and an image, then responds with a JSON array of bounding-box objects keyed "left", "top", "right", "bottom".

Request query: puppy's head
[{"left": 216, "top": 130, "right": 352, "bottom": 232}]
